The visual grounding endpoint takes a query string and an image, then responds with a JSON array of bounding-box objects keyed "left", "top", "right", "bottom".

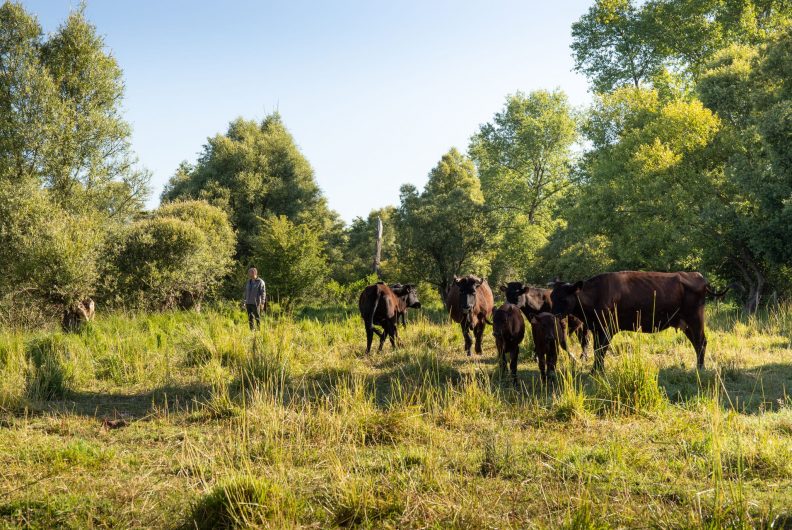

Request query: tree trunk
[{"left": 372, "top": 216, "right": 383, "bottom": 278}]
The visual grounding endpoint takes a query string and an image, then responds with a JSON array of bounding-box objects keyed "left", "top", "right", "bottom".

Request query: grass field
[{"left": 0, "top": 302, "right": 791, "bottom": 529}]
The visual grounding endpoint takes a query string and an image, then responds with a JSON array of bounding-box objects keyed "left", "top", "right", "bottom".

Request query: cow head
[
  {"left": 500, "top": 281, "right": 548, "bottom": 313},
  {"left": 391, "top": 283, "right": 421, "bottom": 309},
  {"left": 454, "top": 275, "right": 483, "bottom": 314},
  {"left": 549, "top": 280, "right": 584, "bottom": 316}
]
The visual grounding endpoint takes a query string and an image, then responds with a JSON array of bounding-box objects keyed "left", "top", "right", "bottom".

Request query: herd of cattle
[{"left": 358, "top": 271, "right": 730, "bottom": 381}]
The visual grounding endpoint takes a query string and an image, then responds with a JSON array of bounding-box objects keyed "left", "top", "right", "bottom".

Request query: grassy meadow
[{"left": 0, "top": 302, "right": 791, "bottom": 529}]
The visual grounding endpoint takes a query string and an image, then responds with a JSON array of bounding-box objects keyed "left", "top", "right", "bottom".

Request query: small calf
[
  {"left": 529, "top": 312, "right": 568, "bottom": 382},
  {"left": 492, "top": 303, "right": 525, "bottom": 381}
]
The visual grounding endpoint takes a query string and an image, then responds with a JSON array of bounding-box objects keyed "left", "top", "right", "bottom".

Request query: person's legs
[{"left": 246, "top": 304, "right": 261, "bottom": 330}]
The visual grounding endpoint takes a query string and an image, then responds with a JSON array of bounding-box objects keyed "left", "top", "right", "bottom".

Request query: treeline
[{"left": 0, "top": 1, "right": 790, "bottom": 327}]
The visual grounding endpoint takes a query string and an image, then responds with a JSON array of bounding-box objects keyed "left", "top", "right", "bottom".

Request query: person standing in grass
[{"left": 244, "top": 267, "right": 266, "bottom": 330}]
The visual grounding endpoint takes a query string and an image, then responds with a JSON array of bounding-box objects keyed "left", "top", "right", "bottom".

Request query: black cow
[
  {"left": 358, "top": 282, "right": 421, "bottom": 354},
  {"left": 550, "top": 271, "right": 729, "bottom": 371},
  {"left": 389, "top": 283, "right": 420, "bottom": 328},
  {"left": 529, "top": 312, "right": 568, "bottom": 382},
  {"left": 492, "top": 303, "right": 525, "bottom": 382},
  {"left": 501, "top": 282, "right": 589, "bottom": 360}
]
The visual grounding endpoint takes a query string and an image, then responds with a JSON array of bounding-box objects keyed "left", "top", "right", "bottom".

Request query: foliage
[
  {"left": 396, "top": 149, "right": 495, "bottom": 294},
  {"left": 250, "top": 215, "right": 327, "bottom": 306},
  {"left": 470, "top": 90, "right": 578, "bottom": 284},
  {"left": 161, "top": 114, "right": 343, "bottom": 263},
  {"left": 104, "top": 201, "right": 235, "bottom": 310},
  {"left": 338, "top": 207, "right": 399, "bottom": 283}
]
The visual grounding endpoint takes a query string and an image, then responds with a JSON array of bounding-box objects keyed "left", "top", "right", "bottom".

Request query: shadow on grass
[
  {"left": 30, "top": 382, "right": 213, "bottom": 419},
  {"left": 659, "top": 362, "right": 792, "bottom": 414}
]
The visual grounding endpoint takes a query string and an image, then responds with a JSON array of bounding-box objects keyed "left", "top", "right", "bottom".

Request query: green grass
[{"left": 0, "top": 302, "right": 791, "bottom": 528}]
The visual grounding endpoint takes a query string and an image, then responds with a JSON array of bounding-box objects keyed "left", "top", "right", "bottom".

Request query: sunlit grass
[{"left": 0, "top": 303, "right": 790, "bottom": 527}]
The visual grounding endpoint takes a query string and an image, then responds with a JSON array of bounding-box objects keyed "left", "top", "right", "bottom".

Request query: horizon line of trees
[{"left": 1, "top": 0, "right": 791, "bottom": 328}]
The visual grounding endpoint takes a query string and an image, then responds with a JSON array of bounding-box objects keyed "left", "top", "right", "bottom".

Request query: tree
[
  {"left": 696, "top": 34, "right": 792, "bottom": 308},
  {"left": 338, "top": 207, "right": 399, "bottom": 283},
  {"left": 250, "top": 215, "right": 327, "bottom": 306},
  {"left": 470, "top": 90, "right": 578, "bottom": 283},
  {"left": 571, "top": 0, "right": 663, "bottom": 92},
  {"left": 0, "top": 3, "right": 147, "bottom": 323},
  {"left": 568, "top": 88, "right": 724, "bottom": 272},
  {"left": 396, "top": 149, "right": 495, "bottom": 295},
  {"left": 571, "top": 0, "right": 792, "bottom": 93},
  {"left": 104, "top": 201, "right": 235, "bottom": 310},
  {"left": 161, "top": 114, "right": 343, "bottom": 263}
]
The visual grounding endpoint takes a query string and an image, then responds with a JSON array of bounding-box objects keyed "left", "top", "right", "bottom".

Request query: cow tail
[{"left": 369, "top": 292, "right": 381, "bottom": 329}]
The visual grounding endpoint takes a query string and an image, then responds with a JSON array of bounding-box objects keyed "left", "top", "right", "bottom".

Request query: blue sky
[{"left": 23, "top": 1, "right": 593, "bottom": 223}]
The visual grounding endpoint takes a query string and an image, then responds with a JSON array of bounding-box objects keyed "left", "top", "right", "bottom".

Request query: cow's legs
[
  {"left": 365, "top": 325, "right": 374, "bottom": 354},
  {"left": 389, "top": 320, "right": 398, "bottom": 350},
  {"left": 509, "top": 342, "right": 519, "bottom": 380},
  {"left": 461, "top": 321, "right": 473, "bottom": 356},
  {"left": 592, "top": 329, "right": 610, "bottom": 373},
  {"left": 577, "top": 327, "right": 589, "bottom": 361},
  {"left": 683, "top": 325, "right": 707, "bottom": 369},
  {"left": 473, "top": 322, "right": 485, "bottom": 355},
  {"left": 376, "top": 325, "right": 388, "bottom": 352},
  {"left": 495, "top": 337, "right": 506, "bottom": 373},
  {"left": 547, "top": 343, "right": 559, "bottom": 382},
  {"left": 537, "top": 349, "right": 547, "bottom": 382}
]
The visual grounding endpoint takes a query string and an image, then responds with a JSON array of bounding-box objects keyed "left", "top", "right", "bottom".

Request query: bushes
[
  {"left": 250, "top": 215, "right": 326, "bottom": 306},
  {"left": 104, "top": 200, "right": 235, "bottom": 310}
]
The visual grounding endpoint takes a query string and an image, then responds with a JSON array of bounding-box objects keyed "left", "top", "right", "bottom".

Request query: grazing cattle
[
  {"left": 446, "top": 275, "right": 495, "bottom": 355},
  {"left": 501, "top": 282, "right": 589, "bottom": 359},
  {"left": 550, "top": 271, "right": 730, "bottom": 371},
  {"left": 492, "top": 303, "right": 525, "bottom": 381},
  {"left": 528, "top": 312, "right": 568, "bottom": 382},
  {"left": 358, "top": 282, "right": 421, "bottom": 354},
  {"left": 62, "top": 298, "right": 95, "bottom": 332},
  {"left": 389, "top": 283, "right": 421, "bottom": 328}
]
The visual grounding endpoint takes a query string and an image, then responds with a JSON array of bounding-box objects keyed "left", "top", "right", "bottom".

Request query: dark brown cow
[
  {"left": 62, "top": 298, "right": 95, "bottom": 332},
  {"left": 446, "top": 275, "right": 495, "bottom": 356},
  {"left": 501, "top": 282, "right": 589, "bottom": 359},
  {"left": 358, "top": 282, "right": 421, "bottom": 354},
  {"left": 550, "top": 271, "right": 729, "bottom": 371},
  {"left": 389, "top": 283, "right": 420, "bottom": 328},
  {"left": 528, "top": 312, "right": 568, "bottom": 382},
  {"left": 492, "top": 303, "right": 525, "bottom": 381}
]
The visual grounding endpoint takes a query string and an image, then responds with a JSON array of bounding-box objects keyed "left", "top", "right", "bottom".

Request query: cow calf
[
  {"left": 529, "top": 312, "right": 568, "bottom": 382},
  {"left": 492, "top": 303, "right": 525, "bottom": 382}
]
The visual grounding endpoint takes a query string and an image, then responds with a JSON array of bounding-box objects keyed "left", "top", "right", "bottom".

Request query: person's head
[{"left": 248, "top": 267, "right": 258, "bottom": 279}]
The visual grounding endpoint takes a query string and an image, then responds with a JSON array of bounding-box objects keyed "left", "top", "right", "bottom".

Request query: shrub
[
  {"left": 250, "top": 215, "right": 326, "bottom": 306},
  {"left": 105, "top": 201, "right": 235, "bottom": 310}
]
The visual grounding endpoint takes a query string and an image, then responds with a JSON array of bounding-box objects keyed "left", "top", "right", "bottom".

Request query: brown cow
[
  {"left": 492, "top": 303, "right": 525, "bottom": 381},
  {"left": 62, "top": 298, "right": 95, "bottom": 332},
  {"left": 501, "top": 282, "right": 589, "bottom": 360},
  {"left": 528, "top": 312, "right": 568, "bottom": 382},
  {"left": 550, "top": 271, "right": 730, "bottom": 372},
  {"left": 358, "top": 282, "right": 421, "bottom": 354},
  {"left": 446, "top": 275, "right": 495, "bottom": 356},
  {"left": 389, "top": 283, "right": 421, "bottom": 328}
]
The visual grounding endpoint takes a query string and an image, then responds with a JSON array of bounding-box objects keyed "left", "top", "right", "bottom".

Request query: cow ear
[
  {"left": 521, "top": 286, "right": 530, "bottom": 294},
  {"left": 499, "top": 284, "right": 507, "bottom": 293},
  {"left": 573, "top": 281, "right": 584, "bottom": 292},
  {"left": 453, "top": 275, "right": 460, "bottom": 283}
]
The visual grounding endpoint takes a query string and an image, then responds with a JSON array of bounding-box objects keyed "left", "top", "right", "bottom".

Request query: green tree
[
  {"left": 250, "top": 215, "right": 327, "bottom": 306},
  {"left": 568, "top": 88, "right": 723, "bottom": 271},
  {"left": 396, "top": 149, "right": 495, "bottom": 294},
  {"left": 571, "top": 0, "right": 663, "bottom": 92},
  {"left": 470, "top": 90, "right": 577, "bottom": 283},
  {"left": 161, "top": 114, "right": 343, "bottom": 263},
  {"left": 104, "top": 201, "right": 235, "bottom": 310},
  {"left": 339, "top": 207, "right": 399, "bottom": 283}
]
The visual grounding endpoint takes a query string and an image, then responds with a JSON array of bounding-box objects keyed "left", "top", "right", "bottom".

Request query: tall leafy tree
[
  {"left": 162, "top": 114, "right": 343, "bottom": 262},
  {"left": 470, "top": 90, "right": 577, "bottom": 283},
  {"left": 0, "top": 3, "right": 147, "bottom": 323},
  {"left": 396, "top": 149, "right": 495, "bottom": 294}
]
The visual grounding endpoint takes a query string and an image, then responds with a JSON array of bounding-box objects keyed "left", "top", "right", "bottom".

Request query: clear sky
[{"left": 22, "top": 1, "right": 593, "bottom": 223}]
